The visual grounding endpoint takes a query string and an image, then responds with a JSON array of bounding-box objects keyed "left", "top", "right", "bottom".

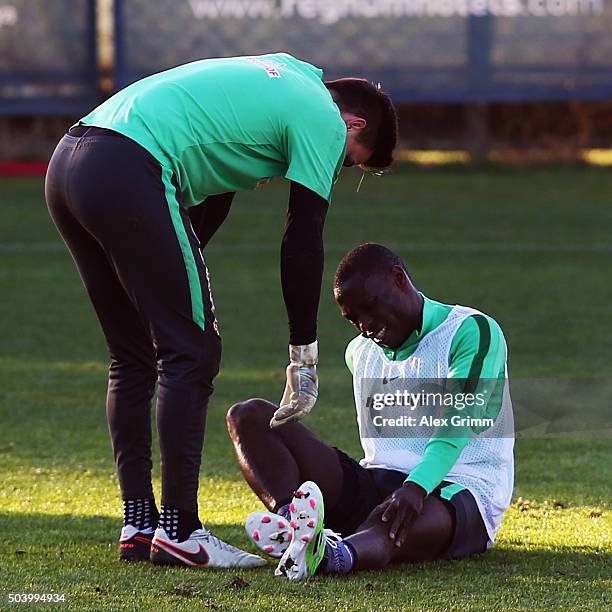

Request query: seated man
[{"left": 226, "top": 243, "right": 514, "bottom": 580}]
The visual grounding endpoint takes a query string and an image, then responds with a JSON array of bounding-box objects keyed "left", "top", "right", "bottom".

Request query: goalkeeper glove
[{"left": 270, "top": 341, "right": 318, "bottom": 428}]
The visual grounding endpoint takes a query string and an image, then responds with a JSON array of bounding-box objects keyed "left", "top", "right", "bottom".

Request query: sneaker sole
[
  {"left": 275, "top": 481, "right": 325, "bottom": 581},
  {"left": 245, "top": 511, "right": 292, "bottom": 559}
]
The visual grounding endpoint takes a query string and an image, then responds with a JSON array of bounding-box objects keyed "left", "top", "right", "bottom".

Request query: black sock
[
  {"left": 123, "top": 498, "right": 159, "bottom": 531},
  {"left": 159, "top": 505, "right": 202, "bottom": 541}
]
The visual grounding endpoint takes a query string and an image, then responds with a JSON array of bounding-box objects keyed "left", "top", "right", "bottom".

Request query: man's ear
[
  {"left": 392, "top": 265, "right": 407, "bottom": 289},
  {"left": 347, "top": 117, "right": 368, "bottom": 130},
  {"left": 347, "top": 117, "right": 367, "bottom": 130}
]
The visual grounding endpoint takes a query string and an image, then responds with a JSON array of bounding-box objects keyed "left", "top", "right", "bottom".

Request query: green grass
[{"left": 0, "top": 165, "right": 611, "bottom": 610}]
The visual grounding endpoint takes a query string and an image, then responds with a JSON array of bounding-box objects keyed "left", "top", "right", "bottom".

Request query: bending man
[{"left": 45, "top": 55, "right": 398, "bottom": 568}]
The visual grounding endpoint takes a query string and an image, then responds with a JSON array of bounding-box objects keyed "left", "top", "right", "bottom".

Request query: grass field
[{"left": 1, "top": 165, "right": 611, "bottom": 610}]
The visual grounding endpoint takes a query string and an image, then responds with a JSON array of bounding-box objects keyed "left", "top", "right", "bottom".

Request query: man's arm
[
  {"left": 381, "top": 314, "right": 508, "bottom": 545},
  {"left": 405, "top": 313, "right": 507, "bottom": 492},
  {"left": 188, "top": 192, "right": 235, "bottom": 248},
  {"left": 281, "top": 181, "right": 328, "bottom": 345},
  {"left": 269, "top": 181, "right": 329, "bottom": 428}
]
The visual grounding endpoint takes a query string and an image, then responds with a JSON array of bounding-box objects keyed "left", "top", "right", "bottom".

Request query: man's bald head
[
  {"left": 333, "top": 243, "right": 411, "bottom": 290},
  {"left": 333, "top": 244, "right": 422, "bottom": 349}
]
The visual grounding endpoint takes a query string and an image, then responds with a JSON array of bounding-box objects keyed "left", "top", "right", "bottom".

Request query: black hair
[
  {"left": 333, "top": 243, "right": 409, "bottom": 289},
  {"left": 325, "top": 78, "right": 398, "bottom": 169}
]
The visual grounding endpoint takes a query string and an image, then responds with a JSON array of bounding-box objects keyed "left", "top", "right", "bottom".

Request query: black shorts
[{"left": 325, "top": 448, "right": 490, "bottom": 561}]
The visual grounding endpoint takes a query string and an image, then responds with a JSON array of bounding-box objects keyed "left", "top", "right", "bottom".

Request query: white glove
[{"left": 270, "top": 341, "right": 318, "bottom": 428}]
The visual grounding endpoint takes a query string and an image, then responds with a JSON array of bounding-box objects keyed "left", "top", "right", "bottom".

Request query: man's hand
[
  {"left": 270, "top": 341, "right": 318, "bottom": 428},
  {"left": 379, "top": 482, "right": 426, "bottom": 547}
]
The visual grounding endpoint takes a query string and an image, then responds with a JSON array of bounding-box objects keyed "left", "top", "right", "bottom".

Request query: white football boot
[
  {"left": 245, "top": 511, "right": 292, "bottom": 558},
  {"left": 246, "top": 509, "right": 341, "bottom": 560},
  {"left": 150, "top": 526, "right": 266, "bottom": 568},
  {"left": 274, "top": 481, "right": 329, "bottom": 581}
]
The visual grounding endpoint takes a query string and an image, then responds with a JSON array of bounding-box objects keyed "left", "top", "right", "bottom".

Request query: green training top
[
  {"left": 79, "top": 53, "right": 347, "bottom": 207},
  {"left": 345, "top": 293, "right": 508, "bottom": 495},
  {"left": 345, "top": 294, "right": 507, "bottom": 379}
]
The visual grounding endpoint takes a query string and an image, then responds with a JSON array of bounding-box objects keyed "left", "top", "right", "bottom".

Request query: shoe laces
[
  {"left": 197, "top": 528, "right": 244, "bottom": 554},
  {"left": 323, "top": 528, "right": 342, "bottom": 543}
]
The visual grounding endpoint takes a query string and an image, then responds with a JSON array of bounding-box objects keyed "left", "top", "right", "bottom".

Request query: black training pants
[{"left": 45, "top": 128, "right": 221, "bottom": 512}]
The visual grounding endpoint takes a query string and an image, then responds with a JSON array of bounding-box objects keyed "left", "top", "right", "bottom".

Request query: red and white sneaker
[
  {"left": 119, "top": 525, "right": 153, "bottom": 561},
  {"left": 245, "top": 511, "right": 293, "bottom": 559},
  {"left": 246, "top": 508, "right": 341, "bottom": 561},
  {"left": 150, "top": 526, "right": 266, "bottom": 568}
]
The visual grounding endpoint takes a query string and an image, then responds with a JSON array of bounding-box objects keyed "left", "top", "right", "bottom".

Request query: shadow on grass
[
  {"left": 1, "top": 512, "right": 609, "bottom": 581},
  {"left": 0, "top": 512, "right": 250, "bottom": 546}
]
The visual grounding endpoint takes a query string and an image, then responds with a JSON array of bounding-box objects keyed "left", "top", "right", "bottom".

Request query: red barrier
[{"left": 0, "top": 162, "right": 48, "bottom": 177}]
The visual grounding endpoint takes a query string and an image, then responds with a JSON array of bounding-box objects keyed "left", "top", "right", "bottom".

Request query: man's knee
[
  {"left": 110, "top": 357, "right": 156, "bottom": 379},
  {"left": 158, "top": 333, "right": 222, "bottom": 386},
  {"left": 226, "top": 398, "right": 276, "bottom": 436}
]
